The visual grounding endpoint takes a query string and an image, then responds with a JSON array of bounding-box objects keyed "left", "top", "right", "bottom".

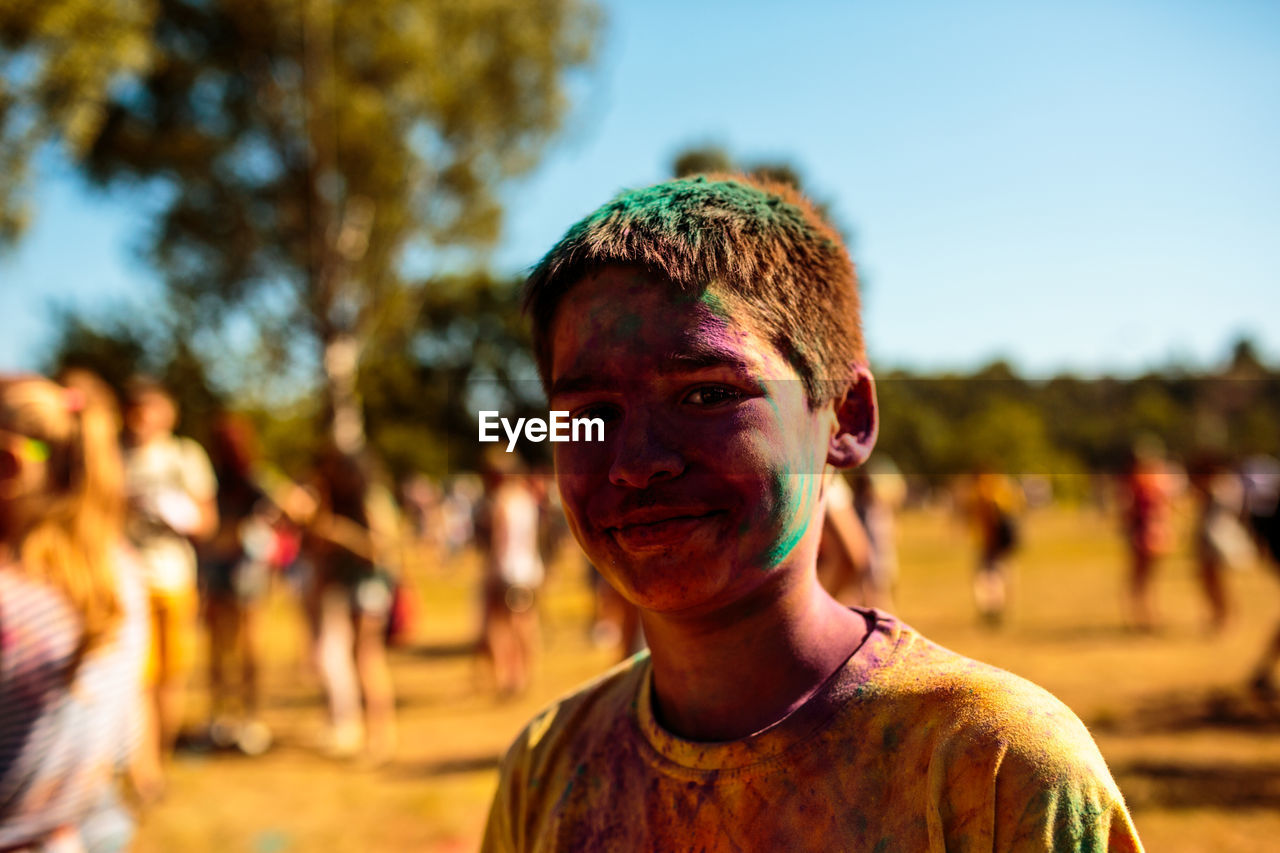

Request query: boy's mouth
[{"left": 606, "top": 509, "right": 724, "bottom": 551}]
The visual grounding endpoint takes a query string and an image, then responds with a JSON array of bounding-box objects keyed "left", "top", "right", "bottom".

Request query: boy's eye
[{"left": 683, "top": 385, "right": 745, "bottom": 407}]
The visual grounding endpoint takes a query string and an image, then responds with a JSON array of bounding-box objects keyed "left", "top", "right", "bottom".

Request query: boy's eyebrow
[{"left": 664, "top": 343, "right": 752, "bottom": 374}]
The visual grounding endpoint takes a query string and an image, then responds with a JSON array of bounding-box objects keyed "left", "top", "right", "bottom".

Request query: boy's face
[{"left": 549, "top": 265, "right": 844, "bottom": 617}]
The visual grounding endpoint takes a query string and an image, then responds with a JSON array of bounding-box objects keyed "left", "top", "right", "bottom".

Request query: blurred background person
[
  {"left": 534, "top": 468, "right": 576, "bottom": 574},
  {"left": 475, "top": 452, "right": 544, "bottom": 699},
  {"left": 815, "top": 469, "right": 872, "bottom": 606},
  {"left": 122, "top": 377, "right": 218, "bottom": 759},
  {"left": 441, "top": 476, "right": 481, "bottom": 560},
  {"left": 589, "top": 567, "right": 642, "bottom": 663},
  {"left": 1242, "top": 454, "right": 1280, "bottom": 567},
  {"left": 1243, "top": 455, "right": 1280, "bottom": 696},
  {"left": 290, "top": 444, "right": 398, "bottom": 763},
  {"left": 197, "top": 413, "right": 275, "bottom": 755},
  {"left": 967, "top": 468, "right": 1023, "bottom": 626},
  {"left": 1187, "top": 453, "right": 1253, "bottom": 634},
  {"left": 852, "top": 457, "right": 906, "bottom": 611},
  {"left": 1117, "top": 438, "right": 1176, "bottom": 632},
  {"left": 399, "top": 473, "right": 443, "bottom": 555},
  {"left": 1, "top": 372, "right": 151, "bottom": 852}
]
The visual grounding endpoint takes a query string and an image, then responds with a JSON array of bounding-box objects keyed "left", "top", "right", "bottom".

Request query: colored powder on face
[
  {"left": 758, "top": 469, "right": 818, "bottom": 569},
  {"left": 698, "top": 289, "right": 729, "bottom": 317},
  {"left": 734, "top": 376, "right": 826, "bottom": 570}
]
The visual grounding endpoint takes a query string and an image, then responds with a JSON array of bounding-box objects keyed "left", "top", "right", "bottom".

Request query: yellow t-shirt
[{"left": 483, "top": 609, "right": 1142, "bottom": 852}]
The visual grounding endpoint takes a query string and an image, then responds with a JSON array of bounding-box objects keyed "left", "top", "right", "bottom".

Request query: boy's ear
[{"left": 827, "top": 366, "right": 878, "bottom": 469}]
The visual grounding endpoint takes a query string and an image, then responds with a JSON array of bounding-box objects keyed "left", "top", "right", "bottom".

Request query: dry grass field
[{"left": 134, "top": 504, "right": 1280, "bottom": 852}]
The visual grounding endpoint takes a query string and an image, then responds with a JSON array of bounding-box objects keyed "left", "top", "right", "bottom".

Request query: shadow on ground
[
  {"left": 1091, "top": 686, "right": 1280, "bottom": 735},
  {"left": 1093, "top": 685, "right": 1280, "bottom": 811},
  {"left": 389, "top": 753, "right": 502, "bottom": 778},
  {"left": 401, "top": 640, "right": 480, "bottom": 660},
  {"left": 1015, "top": 623, "right": 1137, "bottom": 645},
  {"left": 1113, "top": 759, "right": 1280, "bottom": 810}
]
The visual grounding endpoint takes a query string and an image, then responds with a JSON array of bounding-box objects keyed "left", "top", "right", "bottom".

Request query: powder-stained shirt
[{"left": 483, "top": 609, "right": 1143, "bottom": 852}]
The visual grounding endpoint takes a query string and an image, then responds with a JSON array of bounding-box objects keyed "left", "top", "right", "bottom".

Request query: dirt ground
[{"left": 133, "top": 504, "right": 1280, "bottom": 852}]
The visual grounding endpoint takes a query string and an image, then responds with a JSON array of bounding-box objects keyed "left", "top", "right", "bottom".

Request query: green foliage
[
  {"left": 249, "top": 399, "right": 324, "bottom": 478},
  {"left": 671, "top": 146, "right": 733, "bottom": 178},
  {"left": 358, "top": 271, "right": 543, "bottom": 477},
  {"left": 0, "top": 0, "right": 154, "bottom": 243},
  {"left": 45, "top": 312, "right": 150, "bottom": 394},
  {"left": 3, "top": 0, "right": 599, "bottom": 449},
  {"left": 871, "top": 355, "right": 1280, "bottom": 486},
  {"left": 46, "top": 310, "right": 224, "bottom": 446}
]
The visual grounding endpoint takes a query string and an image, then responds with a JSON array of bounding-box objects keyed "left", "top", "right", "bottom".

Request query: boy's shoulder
[{"left": 868, "top": 619, "right": 1118, "bottom": 786}]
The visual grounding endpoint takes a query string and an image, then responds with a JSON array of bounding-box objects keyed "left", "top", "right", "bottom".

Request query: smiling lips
[{"left": 604, "top": 508, "right": 724, "bottom": 551}]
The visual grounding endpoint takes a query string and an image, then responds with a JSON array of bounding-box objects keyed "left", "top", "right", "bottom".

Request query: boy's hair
[{"left": 524, "top": 173, "right": 864, "bottom": 404}]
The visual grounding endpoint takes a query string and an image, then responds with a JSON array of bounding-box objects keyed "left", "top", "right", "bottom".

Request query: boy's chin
[
  {"left": 601, "top": 555, "right": 767, "bottom": 618},
  {"left": 621, "top": 585, "right": 737, "bottom": 618},
  {"left": 597, "top": 555, "right": 725, "bottom": 612}
]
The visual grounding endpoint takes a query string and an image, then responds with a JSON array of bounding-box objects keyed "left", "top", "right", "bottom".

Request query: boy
[{"left": 483, "top": 175, "right": 1143, "bottom": 851}]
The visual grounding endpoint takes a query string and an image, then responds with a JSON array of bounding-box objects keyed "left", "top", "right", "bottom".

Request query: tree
[
  {"left": 358, "top": 270, "right": 544, "bottom": 477},
  {"left": 46, "top": 309, "right": 225, "bottom": 448},
  {"left": 671, "top": 146, "right": 733, "bottom": 179},
  {"left": 3, "top": 0, "right": 598, "bottom": 452},
  {"left": 0, "top": 0, "right": 155, "bottom": 243}
]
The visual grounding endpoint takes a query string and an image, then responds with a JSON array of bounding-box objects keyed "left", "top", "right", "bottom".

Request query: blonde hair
[{"left": 1, "top": 370, "right": 124, "bottom": 664}]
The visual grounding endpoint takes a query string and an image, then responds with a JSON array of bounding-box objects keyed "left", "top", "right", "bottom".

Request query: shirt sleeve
[
  {"left": 481, "top": 778, "right": 516, "bottom": 853},
  {"left": 481, "top": 736, "right": 527, "bottom": 853},
  {"left": 481, "top": 702, "right": 568, "bottom": 853},
  {"left": 993, "top": 732, "right": 1145, "bottom": 853},
  {"left": 999, "top": 776, "right": 1142, "bottom": 851}
]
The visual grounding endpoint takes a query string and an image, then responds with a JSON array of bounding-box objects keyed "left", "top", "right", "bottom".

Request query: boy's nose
[{"left": 607, "top": 410, "right": 684, "bottom": 489}]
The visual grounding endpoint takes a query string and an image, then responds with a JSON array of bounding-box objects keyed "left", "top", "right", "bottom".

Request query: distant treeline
[
  {"left": 50, "top": 284, "right": 1277, "bottom": 486},
  {"left": 874, "top": 349, "right": 1279, "bottom": 488}
]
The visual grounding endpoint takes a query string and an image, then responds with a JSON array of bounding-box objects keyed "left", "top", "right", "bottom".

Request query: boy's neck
[{"left": 642, "top": 568, "right": 869, "bottom": 742}]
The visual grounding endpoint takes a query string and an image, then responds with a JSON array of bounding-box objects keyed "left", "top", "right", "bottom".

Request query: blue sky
[{"left": 3, "top": 0, "right": 1278, "bottom": 377}]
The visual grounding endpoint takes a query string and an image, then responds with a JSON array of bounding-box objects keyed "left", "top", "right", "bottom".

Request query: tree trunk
[{"left": 324, "top": 330, "right": 365, "bottom": 454}]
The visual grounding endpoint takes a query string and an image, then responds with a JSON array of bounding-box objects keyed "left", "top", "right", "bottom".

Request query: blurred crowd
[
  {"left": 3, "top": 368, "right": 1280, "bottom": 851},
  {"left": 1, "top": 371, "right": 406, "bottom": 852}
]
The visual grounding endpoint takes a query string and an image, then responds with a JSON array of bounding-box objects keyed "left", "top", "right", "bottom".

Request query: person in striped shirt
[{"left": 1, "top": 371, "right": 150, "bottom": 852}]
